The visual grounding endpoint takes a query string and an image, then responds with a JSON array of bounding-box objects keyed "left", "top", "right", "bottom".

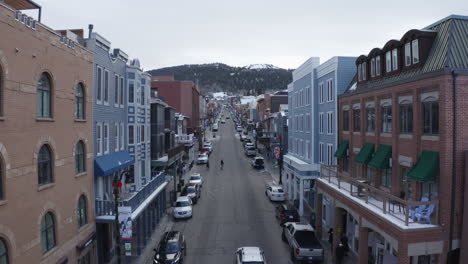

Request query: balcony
[
  {"left": 319, "top": 165, "right": 439, "bottom": 228},
  {"left": 95, "top": 172, "right": 168, "bottom": 219}
]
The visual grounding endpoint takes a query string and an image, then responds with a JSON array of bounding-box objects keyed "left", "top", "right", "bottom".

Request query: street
[{"left": 171, "top": 116, "right": 293, "bottom": 263}]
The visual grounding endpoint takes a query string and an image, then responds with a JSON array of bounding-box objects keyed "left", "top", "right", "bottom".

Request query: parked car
[
  {"left": 153, "top": 231, "right": 186, "bottom": 264},
  {"left": 200, "top": 148, "right": 211, "bottom": 156},
  {"left": 243, "top": 130, "right": 248, "bottom": 135},
  {"left": 266, "top": 184, "right": 286, "bottom": 202},
  {"left": 203, "top": 142, "right": 213, "bottom": 153},
  {"left": 173, "top": 196, "right": 193, "bottom": 219},
  {"left": 275, "top": 204, "right": 300, "bottom": 226},
  {"left": 189, "top": 173, "right": 203, "bottom": 187},
  {"left": 183, "top": 184, "right": 201, "bottom": 204},
  {"left": 245, "top": 146, "right": 257, "bottom": 156},
  {"left": 213, "top": 124, "right": 219, "bottom": 131},
  {"left": 226, "top": 116, "right": 230, "bottom": 119},
  {"left": 282, "top": 222, "right": 324, "bottom": 263},
  {"left": 240, "top": 134, "right": 247, "bottom": 142},
  {"left": 221, "top": 119, "right": 226, "bottom": 124},
  {"left": 236, "top": 126, "right": 243, "bottom": 132},
  {"left": 251, "top": 156, "right": 265, "bottom": 169},
  {"left": 197, "top": 153, "right": 209, "bottom": 164},
  {"left": 236, "top": 247, "right": 266, "bottom": 264},
  {"left": 243, "top": 141, "right": 254, "bottom": 148}
]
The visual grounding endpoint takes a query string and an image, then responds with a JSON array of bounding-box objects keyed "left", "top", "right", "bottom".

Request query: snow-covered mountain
[{"left": 244, "top": 64, "right": 280, "bottom": 70}]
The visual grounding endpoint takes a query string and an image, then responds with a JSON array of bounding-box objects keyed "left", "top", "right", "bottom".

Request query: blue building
[
  {"left": 85, "top": 32, "right": 168, "bottom": 263},
  {"left": 284, "top": 57, "right": 356, "bottom": 220}
]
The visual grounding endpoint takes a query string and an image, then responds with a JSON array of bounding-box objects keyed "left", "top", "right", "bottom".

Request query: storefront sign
[
  {"left": 119, "top": 207, "right": 132, "bottom": 240},
  {"left": 125, "top": 242, "right": 132, "bottom": 256}
]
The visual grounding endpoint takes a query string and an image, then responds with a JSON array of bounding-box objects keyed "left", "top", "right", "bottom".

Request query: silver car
[{"left": 189, "top": 174, "right": 203, "bottom": 187}]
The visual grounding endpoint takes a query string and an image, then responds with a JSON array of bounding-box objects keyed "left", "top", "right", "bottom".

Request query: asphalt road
[{"left": 171, "top": 115, "right": 292, "bottom": 264}]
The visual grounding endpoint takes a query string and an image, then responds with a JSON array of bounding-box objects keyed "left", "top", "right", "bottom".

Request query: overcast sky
[{"left": 32, "top": 0, "right": 468, "bottom": 70}]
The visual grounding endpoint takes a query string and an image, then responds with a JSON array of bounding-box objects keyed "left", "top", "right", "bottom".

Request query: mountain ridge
[{"left": 147, "top": 63, "right": 293, "bottom": 95}]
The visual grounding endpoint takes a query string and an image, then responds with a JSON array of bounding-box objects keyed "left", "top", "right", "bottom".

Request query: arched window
[
  {"left": 0, "top": 157, "right": 3, "bottom": 200},
  {"left": 75, "top": 83, "right": 85, "bottom": 120},
  {"left": 37, "top": 73, "right": 51, "bottom": 118},
  {"left": 75, "top": 141, "right": 85, "bottom": 174},
  {"left": 38, "top": 145, "right": 53, "bottom": 185},
  {"left": 77, "top": 195, "right": 87, "bottom": 228},
  {"left": 0, "top": 238, "right": 8, "bottom": 264},
  {"left": 0, "top": 64, "right": 3, "bottom": 117},
  {"left": 41, "top": 212, "right": 56, "bottom": 253}
]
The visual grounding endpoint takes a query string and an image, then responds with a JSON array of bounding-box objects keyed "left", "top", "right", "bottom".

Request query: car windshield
[
  {"left": 190, "top": 176, "right": 201, "bottom": 180},
  {"left": 176, "top": 201, "right": 191, "bottom": 207},
  {"left": 187, "top": 187, "right": 196, "bottom": 193},
  {"left": 164, "top": 242, "right": 180, "bottom": 254},
  {"left": 255, "top": 159, "right": 264, "bottom": 164},
  {"left": 198, "top": 154, "right": 207, "bottom": 158}
]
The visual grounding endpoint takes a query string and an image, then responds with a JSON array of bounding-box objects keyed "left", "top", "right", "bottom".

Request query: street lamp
[
  {"left": 113, "top": 168, "right": 130, "bottom": 264},
  {"left": 278, "top": 136, "right": 283, "bottom": 185}
]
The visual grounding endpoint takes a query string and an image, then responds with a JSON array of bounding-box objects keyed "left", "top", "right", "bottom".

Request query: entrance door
[{"left": 375, "top": 243, "right": 385, "bottom": 264}]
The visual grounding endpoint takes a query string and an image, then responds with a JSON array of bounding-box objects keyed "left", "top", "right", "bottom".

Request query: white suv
[
  {"left": 173, "top": 196, "right": 193, "bottom": 219},
  {"left": 265, "top": 184, "right": 286, "bottom": 202},
  {"left": 236, "top": 247, "right": 266, "bottom": 264}
]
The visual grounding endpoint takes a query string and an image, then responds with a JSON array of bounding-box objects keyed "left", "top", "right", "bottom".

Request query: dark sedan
[
  {"left": 275, "top": 204, "right": 300, "bottom": 226},
  {"left": 154, "top": 231, "right": 186, "bottom": 264}
]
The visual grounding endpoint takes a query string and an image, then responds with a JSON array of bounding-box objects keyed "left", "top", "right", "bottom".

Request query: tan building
[{"left": 0, "top": 1, "right": 96, "bottom": 263}]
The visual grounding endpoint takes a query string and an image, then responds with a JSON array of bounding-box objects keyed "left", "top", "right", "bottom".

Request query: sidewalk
[{"left": 135, "top": 213, "right": 174, "bottom": 264}]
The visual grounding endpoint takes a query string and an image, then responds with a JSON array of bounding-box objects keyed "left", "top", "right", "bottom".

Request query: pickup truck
[{"left": 282, "top": 222, "right": 324, "bottom": 263}]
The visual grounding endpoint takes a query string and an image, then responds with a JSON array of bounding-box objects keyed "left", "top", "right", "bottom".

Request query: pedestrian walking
[
  {"left": 328, "top": 228, "right": 334, "bottom": 245},
  {"left": 336, "top": 243, "right": 345, "bottom": 264},
  {"left": 220, "top": 159, "right": 224, "bottom": 170},
  {"left": 206, "top": 160, "right": 210, "bottom": 169},
  {"left": 341, "top": 235, "right": 350, "bottom": 255}
]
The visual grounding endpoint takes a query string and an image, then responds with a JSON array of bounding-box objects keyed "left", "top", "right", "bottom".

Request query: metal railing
[
  {"left": 95, "top": 172, "right": 167, "bottom": 217},
  {"left": 319, "top": 165, "right": 439, "bottom": 226}
]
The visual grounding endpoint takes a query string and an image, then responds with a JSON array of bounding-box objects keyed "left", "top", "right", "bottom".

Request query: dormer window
[
  {"left": 362, "top": 62, "right": 367, "bottom": 80},
  {"left": 376, "top": 56, "right": 381, "bottom": 76},
  {"left": 412, "top": 40, "right": 419, "bottom": 64},
  {"left": 386, "top": 51, "right": 392, "bottom": 73},
  {"left": 371, "top": 58, "right": 376, "bottom": 77},
  {"left": 358, "top": 64, "right": 362, "bottom": 81},
  {"left": 405, "top": 42, "right": 411, "bottom": 66},
  {"left": 392, "top": 48, "right": 398, "bottom": 70}
]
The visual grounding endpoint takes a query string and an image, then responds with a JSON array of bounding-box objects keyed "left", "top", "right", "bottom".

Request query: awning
[
  {"left": 368, "top": 144, "right": 392, "bottom": 169},
  {"left": 334, "top": 140, "right": 349, "bottom": 159},
  {"left": 407, "top": 151, "right": 439, "bottom": 183},
  {"left": 355, "top": 143, "right": 375, "bottom": 164},
  {"left": 94, "top": 151, "right": 134, "bottom": 177}
]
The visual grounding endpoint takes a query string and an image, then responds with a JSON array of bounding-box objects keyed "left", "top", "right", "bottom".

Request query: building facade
[
  {"left": 316, "top": 15, "right": 468, "bottom": 264},
  {"left": 0, "top": 1, "right": 96, "bottom": 263}
]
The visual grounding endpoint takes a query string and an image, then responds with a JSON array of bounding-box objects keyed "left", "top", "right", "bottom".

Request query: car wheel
[{"left": 281, "top": 230, "right": 287, "bottom": 242}]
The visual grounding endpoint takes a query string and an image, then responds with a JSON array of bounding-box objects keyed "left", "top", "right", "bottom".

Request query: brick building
[
  {"left": 150, "top": 76, "right": 201, "bottom": 134},
  {"left": 0, "top": 1, "right": 96, "bottom": 263},
  {"left": 315, "top": 15, "right": 468, "bottom": 264}
]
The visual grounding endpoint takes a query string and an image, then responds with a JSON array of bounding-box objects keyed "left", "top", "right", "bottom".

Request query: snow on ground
[{"left": 244, "top": 64, "right": 280, "bottom": 70}]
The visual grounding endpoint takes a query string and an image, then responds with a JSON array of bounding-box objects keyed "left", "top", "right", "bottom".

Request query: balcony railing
[
  {"left": 95, "top": 172, "right": 167, "bottom": 217},
  {"left": 319, "top": 165, "right": 439, "bottom": 227}
]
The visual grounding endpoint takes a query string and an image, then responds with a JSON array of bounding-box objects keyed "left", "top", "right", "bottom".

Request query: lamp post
[
  {"left": 113, "top": 168, "right": 129, "bottom": 264},
  {"left": 278, "top": 135, "right": 283, "bottom": 185}
]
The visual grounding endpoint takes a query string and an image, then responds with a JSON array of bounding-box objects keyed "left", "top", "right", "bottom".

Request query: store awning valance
[
  {"left": 334, "top": 140, "right": 349, "bottom": 159},
  {"left": 407, "top": 151, "right": 439, "bottom": 183},
  {"left": 368, "top": 144, "right": 392, "bottom": 169},
  {"left": 94, "top": 151, "right": 134, "bottom": 177},
  {"left": 355, "top": 143, "right": 375, "bottom": 164}
]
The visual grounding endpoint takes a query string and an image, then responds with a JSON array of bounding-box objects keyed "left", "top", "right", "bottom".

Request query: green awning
[
  {"left": 407, "top": 151, "right": 439, "bottom": 183},
  {"left": 355, "top": 143, "right": 375, "bottom": 164},
  {"left": 368, "top": 144, "right": 392, "bottom": 169},
  {"left": 335, "top": 140, "right": 349, "bottom": 158}
]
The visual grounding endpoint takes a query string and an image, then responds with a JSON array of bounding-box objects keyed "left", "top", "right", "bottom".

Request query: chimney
[{"left": 88, "top": 24, "right": 93, "bottom": 39}]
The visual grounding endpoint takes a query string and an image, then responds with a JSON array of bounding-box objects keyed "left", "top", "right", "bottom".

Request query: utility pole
[
  {"left": 278, "top": 135, "right": 283, "bottom": 185},
  {"left": 113, "top": 169, "right": 128, "bottom": 264}
]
